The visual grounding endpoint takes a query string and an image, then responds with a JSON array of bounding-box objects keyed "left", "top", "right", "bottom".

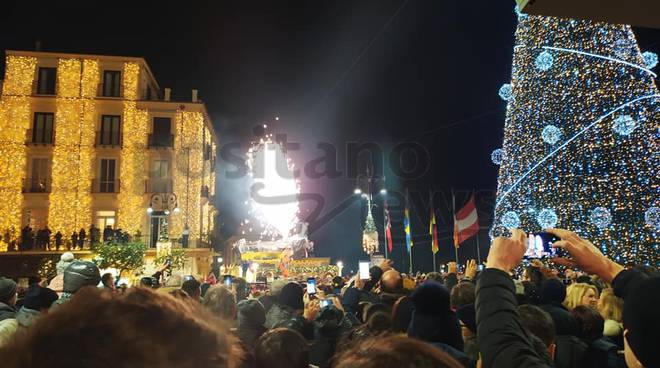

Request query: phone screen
[
  {"left": 223, "top": 275, "right": 232, "bottom": 287},
  {"left": 320, "top": 299, "right": 332, "bottom": 308},
  {"left": 359, "top": 261, "right": 370, "bottom": 280},
  {"left": 524, "top": 232, "right": 561, "bottom": 259},
  {"left": 306, "top": 277, "right": 316, "bottom": 294},
  {"left": 477, "top": 264, "right": 484, "bottom": 271}
]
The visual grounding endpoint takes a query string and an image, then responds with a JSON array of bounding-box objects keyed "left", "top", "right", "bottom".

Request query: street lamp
[
  {"left": 354, "top": 188, "right": 362, "bottom": 195},
  {"left": 146, "top": 207, "right": 154, "bottom": 214},
  {"left": 336, "top": 261, "right": 344, "bottom": 276},
  {"left": 380, "top": 188, "right": 387, "bottom": 195}
]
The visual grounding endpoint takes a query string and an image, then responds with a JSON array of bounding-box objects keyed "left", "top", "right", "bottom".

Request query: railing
[
  {"left": 145, "top": 179, "right": 173, "bottom": 193},
  {"left": 95, "top": 131, "right": 122, "bottom": 147},
  {"left": 22, "top": 178, "right": 51, "bottom": 193},
  {"left": 148, "top": 134, "right": 174, "bottom": 148},
  {"left": 91, "top": 179, "right": 120, "bottom": 193},
  {"left": 25, "top": 129, "right": 54, "bottom": 145}
]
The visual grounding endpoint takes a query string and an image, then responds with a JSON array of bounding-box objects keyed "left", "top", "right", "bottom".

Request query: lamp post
[
  {"left": 354, "top": 166, "right": 387, "bottom": 258},
  {"left": 336, "top": 261, "right": 344, "bottom": 276}
]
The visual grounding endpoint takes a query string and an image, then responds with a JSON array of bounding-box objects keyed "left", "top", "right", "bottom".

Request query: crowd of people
[
  {"left": 0, "top": 228, "right": 658, "bottom": 367},
  {"left": 4, "top": 224, "right": 136, "bottom": 251}
]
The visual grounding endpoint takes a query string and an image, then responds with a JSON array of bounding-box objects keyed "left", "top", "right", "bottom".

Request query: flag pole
[
  {"left": 430, "top": 190, "right": 437, "bottom": 272},
  {"left": 452, "top": 189, "right": 459, "bottom": 265},
  {"left": 383, "top": 170, "right": 388, "bottom": 260},
  {"left": 473, "top": 190, "right": 482, "bottom": 265},
  {"left": 407, "top": 190, "right": 413, "bottom": 275}
]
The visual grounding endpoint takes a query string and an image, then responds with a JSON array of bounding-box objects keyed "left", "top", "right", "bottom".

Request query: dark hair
[
  {"left": 0, "top": 287, "right": 242, "bottom": 368},
  {"left": 571, "top": 305, "right": 604, "bottom": 342},
  {"left": 100, "top": 273, "right": 113, "bottom": 287},
  {"left": 450, "top": 282, "right": 475, "bottom": 310},
  {"left": 181, "top": 278, "right": 202, "bottom": 298},
  {"left": 332, "top": 335, "right": 464, "bottom": 368},
  {"left": 254, "top": 328, "right": 309, "bottom": 368},
  {"left": 425, "top": 272, "right": 443, "bottom": 284},
  {"left": 525, "top": 265, "right": 545, "bottom": 287},
  {"left": 518, "top": 304, "right": 556, "bottom": 347},
  {"left": 369, "top": 266, "right": 383, "bottom": 282}
]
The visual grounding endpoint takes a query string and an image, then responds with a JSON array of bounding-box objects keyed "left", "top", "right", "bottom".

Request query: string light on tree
[
  {"left": 491, "top": 148, "right": 505, "bottom": 165},
  {"left": 612, "top": 115, "right": 638, "bottom": 136},
  {"left": 501, "top": 211, "right": 521, "bottom": 229},
  {"left": 642, "top": 51, "right": 658, "bottom": 69},
  {"left": 491, "top": 14, "right": 659, "bottom": 265},
  {"left": 541, "top": 125, "right": 562, "bottom": 144},
  {"left": 590, "top": 207, "right": 612, "bottom": 229},
  {"left": 535, "top": 51, "right": 554, "bottom": 71},
  {"left": 498, "top": 84, "right": 513, "bottom": 101}
]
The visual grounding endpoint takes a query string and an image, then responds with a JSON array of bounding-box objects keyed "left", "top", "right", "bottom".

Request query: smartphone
[
  {"left": 524, "top": 232, "right": 561, "bottom": 259},
  {"left": 306, "top": 277, "right": 317, "bottom": 295},
  {"left": 359, "top": 261, "right": 370, "bottom": 280},
  {"left": 223, "top": 275, "right": 232, "bottom": 287},
  {"left": 320, "top": 298, "right": 332, "bottom": 308}
]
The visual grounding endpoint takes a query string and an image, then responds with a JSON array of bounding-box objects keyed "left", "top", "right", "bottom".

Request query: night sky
[{"left": 2, "top": 1, "right": 658, "bottom": 272}]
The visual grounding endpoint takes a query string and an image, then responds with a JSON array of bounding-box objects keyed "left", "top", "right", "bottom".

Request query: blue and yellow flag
[{"left": 404, "top": 205, "right": 413, "bottom": 253}]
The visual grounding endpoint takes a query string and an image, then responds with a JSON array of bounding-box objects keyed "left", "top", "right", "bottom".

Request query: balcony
[
  {"left": 26, "top": 129, "right": 54, "bottom": 146},
  {"left": 145, "top": 179, "right": 173, "bottom": 193},
  {"left": 92, "top": 179, "right": 120, "bottom": 193},
  {"left": 22, "top": 178, "right": 51, "bottom": 193},
  {"left": 95, "top": 131, "right": 122, "bottom": 148},
  {"left": 148, "top": 134, "right": 174, "bottom": 149}
]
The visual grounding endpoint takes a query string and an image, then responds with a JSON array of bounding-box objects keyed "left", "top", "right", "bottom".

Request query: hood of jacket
[{"left": 16, "top": 306, "right": 41, "bottom": 328}]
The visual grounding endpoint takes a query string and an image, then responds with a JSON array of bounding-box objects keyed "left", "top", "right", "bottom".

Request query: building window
[
  {"left": 99, "top": 158, "right": 117, "bottom": 193},
  {"left": 149, "top": 160, "right": 170, "bottom": 192},
  {"left": 102, "top": 70, "right": 121, "bottom": 97},
  {"left": 95, "top": 210, "right": 116, "bottom": 231},
  {"left": 99, "top": 115, "right": 121, "bottom": 145},
  {"left": 149, "top": 117, "right": 173, "bottom": 147},
  {"left": 36, "top": 67, "right": 56, "bottom": 95},
  {"left": 26, "top": 157, "right": 50, "bottom": 193},
  {"left": 32, "top": 112, "right": 54, "bottom": 144}
]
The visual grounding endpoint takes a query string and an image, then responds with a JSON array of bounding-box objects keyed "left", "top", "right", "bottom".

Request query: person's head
[
  {"left": 202, "top": 284, "right": 236, "bottom": 319},
  {"left": 564, "top": 283, "right": 598, "bottom": 309},
  {"left": 278, "top": 282, "right": 304, "bottom": 311},
  {"left": 540, "top": 278, "right": 566, "bottom": 305},
  {"left": 456, "top": 303, "right": 476, "bottom": 338},
  {"left": 181, "top": 277, "right": 202, "bottom": 300},
  {"left": 380, "top": 270, "right": 403, "bottom": 293},
  {"left": 233, "top": 277, "right": 248, "bottom": 302},
  {"left": 597, "top": 288, "right": 623, "bottom": 322},
  {"left": 518, "top": 304, "right": 556, "bottom": 358},
  {"left": 0, "top": 287, "right": 242, "bottom": 368},
  {"left": 27, "top": 277, "right": 46, "bottom": 288},
  {"left": 408, "top": 281, "right": 462, "bottom": 349},
  {"left": 369, "top": 266, "right": 383, "bottom": 283},
  {"left": 0, "top": 277, "right": 18, "bottom": 306},
  {"left": 55, "top": 252, "right": 75, "bottom": 275},
  {"left": 449, "top": 282, "right": 475, "bottom": 310},
  {"left": 254, "top": 328, "right": 309, "bottom": 368},
  {"left": 237, "top": 299, "right": 266, "bottom": 327},
  {"left": 362, "top": 303, "right": 388, "bottom": 324},
  {"left": 332, "top": 276, "right": 345, "bottom": 290},
  {"left": 269, "top": 279, "right": 288, "bottom": 297},
  {"left": 523, "top": 265, "right": 544, "bottom": 286},
  {"left": 101, "top": 273, "right": 114, "bottom": 288},
  {"left": 139, "top": 277, "right": 159, "bottom": 288},
  {"left": 22, "top": 286, "right": 58, "bottom": 312},
  {"left": 333, "top": 335, "right": 464, "bottom": 368},
  {"left": 425, "top": 272, "right": 443, "bottom": 284},
  {"left": 571, "top": 305, "right": 604, "bottom": 342},
  {"left": 62, "top": 261, "right": 101, "bottom": 294},
  {"left": 621, "top": 277, "right": 660, "bottom": 368}
]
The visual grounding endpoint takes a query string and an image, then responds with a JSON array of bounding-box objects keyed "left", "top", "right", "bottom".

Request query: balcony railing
[
  {"left": 148, "top": 134, "right": 174, "bottom": 149},
  {"left": 95, "top": 131, "right": 122, "bottom": 147},
  {"left": 26, "top": 129, "right": 54, "bottom": 145},
  {"left": 22, "top": 178, "right": 51, "bottom": 193},
  {"left": 92, "top": 179, "right": 120, "bottom": 193},
  {"left": 145, "top": 179, "right": 173, "bottom": 193}
]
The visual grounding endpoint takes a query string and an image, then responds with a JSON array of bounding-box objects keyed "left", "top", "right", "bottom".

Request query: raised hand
[
  {"left": 465, "top": 259, "right": 478, "bottom": 279},
  {"left": 486, "top": 229, "right": 527, "bottom": 273}
]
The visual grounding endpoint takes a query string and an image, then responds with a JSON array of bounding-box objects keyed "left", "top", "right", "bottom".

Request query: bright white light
[
  {"left": 542, "top": 46, "right": 657, "bottom": 78},
  {"left": 263, "top": 124, "right": 268, "bottom": 128},
  {"left": 146, "top": 207, "right": 153, "bottom": 214},
  {"left": 361, "top": 193, "right": 368, "bottom": 199},
  {"left": 248, "top": 140, "right": 300, "bottom": 238},
  {"left": 173, "top": 207, "right": 180, "bottom": 214},
  {"left": 164, "top": 210, "right": 170, "bottom": 215},
  {"left": 252, "top": 262, "right": 260, "bottom": 270},
  {"left": 354, "top": 188, "right": 362, "bottom": 195},
  {"left": 217, "top": 257, "right": 223, "bottom": 263},
  {"left": 336, "top": 261, "right": 343, "bottom": 268},
  {"left": 275, "top": 116, "right": 279, "bottom": 121},
  {"left": 380, "top": 188, "right": 387, "bottom": 195}
]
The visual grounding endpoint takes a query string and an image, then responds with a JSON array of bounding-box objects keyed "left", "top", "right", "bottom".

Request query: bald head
[{"left": 380, "top": 270, "right": 403, "bottom": 293}]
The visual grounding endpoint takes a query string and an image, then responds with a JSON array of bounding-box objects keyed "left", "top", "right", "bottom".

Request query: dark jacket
[
  {"left": 265, "top": 302, "right": 298, "bottom": 329},
  {"left": 15, "top": 306, "right": 41, "bottom": 329},
  {"left": 580, "top": 337, "right": 626, "bottom": 368},
  {"left": 540, "top": 302, "right": 579, "bottom": 335},
  {"left": 553, "top": 334, "right": 588, "bottom": 368},
  {"left": 310, "top": 307, "right": 350, "bottom": 368},
  {"left": 476, "top": 268, "right": 552, "bottom": 367},
  {"left": 0, "top": 303, "right": 15, "bottom": 322}
]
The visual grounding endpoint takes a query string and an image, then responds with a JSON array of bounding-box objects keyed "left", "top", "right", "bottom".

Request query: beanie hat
[
  {"left": 623, "top": 277, "right": 660, "bottom": 368},
  {"left": 63, "top": 261, "right": 101, "bottom": 293},
  {"left": 56, "top": 252, "right": 75, "bottom": 275},
  {"left": 269, "top": 279, "right": 288, "bottom": 297},
  {"left": 22, "top": 287, "right": 58, "bottom": 311},
  {"left": 0, "top": 277, "right": 17, "bottom": 304},
  {"left": 456, "top": 303, "right": 476, "bottom": 334},
  {"left": 411, "top": 281, "right": 450, "bottom": 314},
  {"left": 540, "top": 279, "right": 566, "bottom": 304},
  {"left": 278, "top": 282, "right": 304, "bottom": 310},
  {"left": 237, "top": 299, "right": 266, "bottom": 326}
]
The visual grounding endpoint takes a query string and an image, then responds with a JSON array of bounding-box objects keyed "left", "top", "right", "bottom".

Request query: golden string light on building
[{"left": 0, "top": 56, "right": 36, "bottom": 238}]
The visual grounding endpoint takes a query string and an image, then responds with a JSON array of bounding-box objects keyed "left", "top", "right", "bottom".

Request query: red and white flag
[{"left": 453, "top": 195, "right": 479, "bottom": 247}]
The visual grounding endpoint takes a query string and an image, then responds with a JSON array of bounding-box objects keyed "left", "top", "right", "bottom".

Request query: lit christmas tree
[{"left": 492, "top": 9, "right": 659, "bottom": 265}]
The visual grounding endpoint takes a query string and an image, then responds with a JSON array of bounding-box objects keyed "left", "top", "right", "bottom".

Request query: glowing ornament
[
  {"left": 612, "top": 115, "right": 638, "bottom": 136},
  {"left": 589, "top": 207, "right": 612, "bottom": 229},
  {"left": 614, "top": 38, "right": 632, "bottom": 59},
  {"left": 645, "top": 207, "right": 660, "bottom": 230},
  {"left": 491, "top": 148, "right": 505, "bottom": 165},
  {"left": 498, "top": 83, "right": 513, "bottom": 101},
  {"left": 535, "top": 51, "right": 554, "bottom": 71},
  {"left": 541, "top": 125, "right": 562, "bottom": 144},
  {"left": 642, "top": 51, "right": 658, "bottom": 68},
  {"left": 501, "top": 211, "right": 521, "bottom": 229},
  {"left": 536, "top": 208, "right": 558, "bottom": 229}
]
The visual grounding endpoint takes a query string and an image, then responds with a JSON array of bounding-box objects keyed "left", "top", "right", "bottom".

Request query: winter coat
[
  {"left": 310, "top": 307, "right": 351, "bottom": 368},
  {"left": 475, "top": 268, "right": 552, "bottom": 367},
  {"left": 15, "top": 306, "right": 41, "bottom": 329},
  {"left": 0, "top": 318, "right": 17, "bottom": 347},
  {"left": 0, "top": 302, "right": 16, "bottom": 322},
  {"left": 554, "top": 334, "right": 588, "bottom": 368},
  {"left": 580, "top": 337, "right": 626, "bottom": 368},
  {"left": 540, "top": 302, "right": 579, "bottom": 335},
  {"left": 265, "top": 303, "right": 298, "bottom": 329}
]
